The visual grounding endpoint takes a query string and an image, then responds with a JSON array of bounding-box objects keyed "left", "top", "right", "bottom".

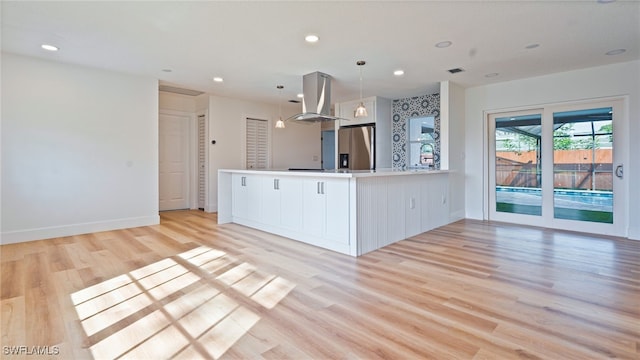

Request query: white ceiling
[{"left": 2, "top": 1, "right": 638, "bottom": 105}]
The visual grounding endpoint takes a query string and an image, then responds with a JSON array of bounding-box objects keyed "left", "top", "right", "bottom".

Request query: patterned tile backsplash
[{"left": 392, "top": 93, "right": 440, "bottom": 169}]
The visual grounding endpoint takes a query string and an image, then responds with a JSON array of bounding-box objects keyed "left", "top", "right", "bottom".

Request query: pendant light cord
[
  {"left": 275, "top": 85, "right": 285, "bottom": 128},
  {"left": 278, "top": 85, "right": 283, "bottom": 119},
  {"left": 358, "top": 60, "right": 365, "bottom": 101},
  {"left": 359, "top": 65, "right": 363, "bottom": 101}
]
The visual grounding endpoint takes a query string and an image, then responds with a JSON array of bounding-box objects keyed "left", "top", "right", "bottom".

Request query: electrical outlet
[{"left": 312, "top": 155, "right": 319, "bottom": 161}]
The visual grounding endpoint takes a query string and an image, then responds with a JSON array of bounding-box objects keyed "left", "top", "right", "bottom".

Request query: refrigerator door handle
[{"left": 370, "top": 126, "right": 375, "bottom": 170}]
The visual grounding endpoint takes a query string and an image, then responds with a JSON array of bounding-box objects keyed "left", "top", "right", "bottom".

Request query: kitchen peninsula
[{"left": 218, "top": 169, "right": 450, "bottom": 256}]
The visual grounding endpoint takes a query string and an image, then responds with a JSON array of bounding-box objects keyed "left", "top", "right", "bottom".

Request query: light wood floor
[{"left": 1, "top": 210, "right": 639, "bottom": 359}]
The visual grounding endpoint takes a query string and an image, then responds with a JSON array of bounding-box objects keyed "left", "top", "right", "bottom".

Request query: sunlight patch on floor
[{"left": 71, "top": 245, "right": 295, "bottom": 359}]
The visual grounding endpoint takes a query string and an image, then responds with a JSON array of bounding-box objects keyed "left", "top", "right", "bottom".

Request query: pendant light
[
  {"left": 354, "top": 60, "right": 368, "bottom": 118},
  {"left": 275, "top": 85, "right": 285, "bottom": 129}
]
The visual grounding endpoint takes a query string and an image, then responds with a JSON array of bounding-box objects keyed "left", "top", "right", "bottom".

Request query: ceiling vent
[
  {"left": 447, "top": 67, "right": 465, "bottom": 74},
  {"left": 159, "top": 85, "right": 204, "bottom": 96}
]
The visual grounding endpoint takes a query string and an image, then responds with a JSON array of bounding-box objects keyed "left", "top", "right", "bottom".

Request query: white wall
[
  {"left": 159, "top": 91, "right": 197, "bottom": 113},
  {"left": 464, "top": 61, "right": 640, "bottom": 239},
  {"left": 1, "top": 53, "right": 159, "bottom": 244},
  {"left": 271, "top": 119, "right": 321, "bottom": 170},
  {"left": 207, "top": 96, "right": 320, "bottom": 211},
  {"left": 440, "top": 81, "right": 466, "bottom": 221}
]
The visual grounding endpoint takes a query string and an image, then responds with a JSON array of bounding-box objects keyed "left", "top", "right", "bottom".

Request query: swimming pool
[{"left": 496, "top": 186, "right": 612, "bottom": 212}]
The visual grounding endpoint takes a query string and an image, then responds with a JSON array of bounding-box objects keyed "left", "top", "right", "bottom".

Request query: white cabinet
[
  {"left": 233, "top": 173, "right": 350, "bottom": 253},
  {"left": 232, "top": 174, "right": 261, "bottom": 222},
  {"left": 261, "top": 176, "right": 303, "bottom": 231},
  {"left": 221, "top": 169, "right": 452, "bottom": 257},
  {"left": 303, "top": 178, "right": 350, "bottom": 245},
  {"left": 336, "top": 96, "right": 392, "bottom": 169}
]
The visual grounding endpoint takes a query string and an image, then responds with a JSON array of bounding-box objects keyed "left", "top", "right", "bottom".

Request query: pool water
[{"left": 496, "top": 186, "right": 612, "bottom": 212}]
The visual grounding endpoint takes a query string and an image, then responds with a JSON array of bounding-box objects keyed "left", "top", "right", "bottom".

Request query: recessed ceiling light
[
  {"left": 393, "top": 70, "right": 405, "bottom": 76},
  {"left": 525, "top": 43, "right": 540, "bottom": 49},
  {"left": 606, "top": 48, "right": 626, "bottom": 56},
  {"left": 213, "top": 77, "right": 224, "bottom": 82},
  {"left": 297, "top": 93, "right": 304, "bottom": 98},
  {"left": 41, "top": 44, "right": 59, "bottom": 51},
  {"left": 435, "top": 41, "right": 452, "bottom": 48},
  {"left": 485, "top": 73, "right": 499, "bottom": 78},
  {"left": 305, "top": 34, "right": 319, "bottom": 43}
]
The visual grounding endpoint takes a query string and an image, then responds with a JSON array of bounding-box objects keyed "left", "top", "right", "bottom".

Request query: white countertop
[{"left": 219, "top": 168, "right": 448, "bottom": 178}]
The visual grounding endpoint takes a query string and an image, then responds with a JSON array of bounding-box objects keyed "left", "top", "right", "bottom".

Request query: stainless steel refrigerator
[{"left": 338, "top": 125, "right": 375, "bottom": 170}]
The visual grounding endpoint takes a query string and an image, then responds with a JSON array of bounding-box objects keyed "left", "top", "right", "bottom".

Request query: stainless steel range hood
[{"left": 286, "top": 71, "right": 342, "bottom": 123}]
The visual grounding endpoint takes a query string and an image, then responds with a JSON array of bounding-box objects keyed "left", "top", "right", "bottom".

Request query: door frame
[{"left": 484, "top": 96, "right": 628, "bottom": 237}]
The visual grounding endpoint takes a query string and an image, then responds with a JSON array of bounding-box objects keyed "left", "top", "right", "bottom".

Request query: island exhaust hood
[{"left": 286, "top": 71, "right": 343, "bottom": 123}]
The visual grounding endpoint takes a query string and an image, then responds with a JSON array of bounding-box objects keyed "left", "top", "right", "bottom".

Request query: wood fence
[{"left": 496, "top": 149, "right": 612, "bottom": 191}]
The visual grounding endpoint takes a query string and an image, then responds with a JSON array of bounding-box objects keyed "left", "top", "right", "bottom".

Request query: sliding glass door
[
  {"left": 552, "top": 107, "right": 614, "bottom": 223},
  {"left": 488, "top": 99, "right": 626, "bottom": 236}
]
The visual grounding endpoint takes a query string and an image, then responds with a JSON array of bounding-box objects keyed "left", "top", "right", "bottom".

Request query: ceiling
[{"left": 2, "top": 1, "right": 638, "bottom": 105}]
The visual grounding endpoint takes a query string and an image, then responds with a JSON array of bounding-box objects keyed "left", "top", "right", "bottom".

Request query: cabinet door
[
  {"left": 233, "top": 174, "right": 262, "bottom": 222},
  {"left": 302, "top": 179, "right": 327, "bottom": 238},
  {"left": 245, "top": 175, "right": 262, "bottom": 222},
  {"left": 232, "top": 174, "right": 248, "bottom": 219},
  {"left": 303, "top": 179, "right": 325, "bottom": 237},
  {"left": 261, "top": 177, "right": 281, "bottom": 225},
  {"left": 323, "top": 179, "right": 350, "bottom": 244},
  {"left": 279, "top": 177, "right": 303, "bottom": 231}
]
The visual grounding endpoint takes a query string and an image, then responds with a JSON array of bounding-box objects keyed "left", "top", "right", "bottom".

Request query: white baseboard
[
  {"left": 0, "top": 215, "right": 160, "bottom": 245},
  {"left": 205, "top": 203, "right": 217, "bottom": 213},
  {"left": 450, "top": 210, "right": 465, "bottom": 222}
]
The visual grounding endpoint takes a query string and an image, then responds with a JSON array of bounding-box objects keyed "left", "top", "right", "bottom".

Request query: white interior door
[{"left": 159, "top": 112, "right": 190, "bottom": 211}]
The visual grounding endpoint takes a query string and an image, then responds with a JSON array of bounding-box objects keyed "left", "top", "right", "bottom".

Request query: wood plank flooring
[{"left": 1, "top": 210, "right": 638, "bottom": 359}]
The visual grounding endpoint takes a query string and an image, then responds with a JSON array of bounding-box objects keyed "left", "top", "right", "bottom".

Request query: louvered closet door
[
  {"left": 197, "top": 115, "right": 206, "bottom": 210},
  {"left": 246, "top": 118, "right": 268, "bottom": 169}
]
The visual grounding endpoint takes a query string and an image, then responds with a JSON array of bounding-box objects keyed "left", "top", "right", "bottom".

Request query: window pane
[
  {"left": 495, "top": 114, "right": 542, "bottom": 216},
  {"left": 408, "top": 116, "right": 435, "bottom": 168}
]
